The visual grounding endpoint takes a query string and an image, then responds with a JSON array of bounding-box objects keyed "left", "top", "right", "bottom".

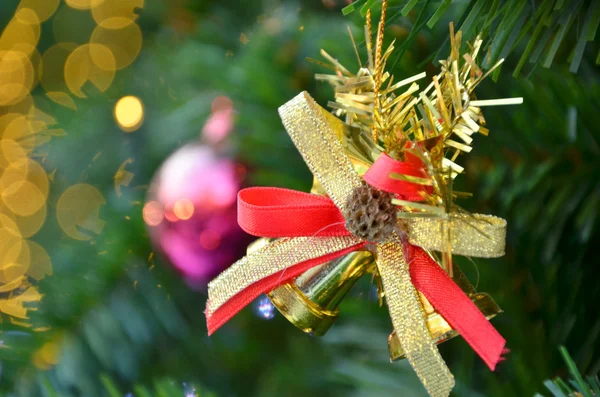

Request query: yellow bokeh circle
[
  {"left": 91, "top": 0, "right": 143, "bottom": 27},
  {"left": 0, "top": 50, "right": 35, "bottom": 106},
  {"left": 1, "top": 180, "right": 46, "bottom": 217},
  {"left": 90, "top": 18, "right": 142, "bottom": 70},
  {"left": 17, "top": 0, "right": 60, "bottom": 22},
  {"left": 3, "top": 203, "right": 47, "bottom": 238},
  {"left": 0, "top": 214, "right": 26, "bottom": 283},
  {"left": 0, "top": 10, "right": 40, "bottom": 50},
  {"left": 65, "top": 0, "right": 104, "bottom": 11},
  {"left": 56, "top": 184, "right": 106, "bottom": 240},
  {"left": 24, "top": 240, "right": 52, "bottom": 280},
  {"left": 114, "top": 95, "right": 144, "bottom": 132},
  {"left": 0, "top": 158, "right": 49, "bottom": 199},
  {"left": 64, "top": 44, "right": 115, "bottom": 97}
]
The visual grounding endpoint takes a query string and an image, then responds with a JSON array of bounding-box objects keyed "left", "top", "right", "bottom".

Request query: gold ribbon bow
[{"left": 207, "top": 92, "right": 506, "bottom": 397}]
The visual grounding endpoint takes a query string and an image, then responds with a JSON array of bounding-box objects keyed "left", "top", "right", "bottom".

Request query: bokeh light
[
  {"left": 32, "top": 339, "right": 61, "bottom": 370},
  {"left": 64, "top": 43, "right": 116, "bottom": 97},
  {"left": 142, "top": 201, "right": 163, "bottom": 227},
  {"left": 17, "top": 0, "right": 60, "bottom": 22},
  {"left": 114, "top": 95, "right": 144, "bottom": 132},
  {"left": 56, "top": 184, "right": 106, "bottom": 241},
  {"left": 173, "top": 198, "right": 194, "bottom": 221},
  {"left": 254, "top": 295, "right": 276, "bottom": 320},
  {"left": 0, "top": 1, "right": 56, "bottom": 323},
  {"left": 90, "top": 18, "right": 142, "bottom": 70},
  {"left": 0, "top": 0, "right": 143, "bottom": 325},
  {"left": 91, "top": 0, "right": 144, "bottom": 26},
  {"left": 0, "top": 50, "right": 35, "bottom": 106},
  {"left": 23, "top": 240, "right": 52, "bottom": 280},
  {"left": 65, "top": 0, "right": 104, "bottom": 11}
]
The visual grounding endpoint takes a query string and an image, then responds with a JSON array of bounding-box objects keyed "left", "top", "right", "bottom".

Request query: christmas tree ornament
[
  {"left": 145, "top": 108, "right": 252, "bottom": 286},
  {"left": 205, "top": 4, "right": 522, "bottom": 396}
]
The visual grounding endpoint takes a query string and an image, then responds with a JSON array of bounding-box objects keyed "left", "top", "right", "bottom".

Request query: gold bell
[
  {"left": 267, "top": 251, "right": 374, "bottom": 336},
  {"left": 247, "top": 239, "right": 375, "bottom": 336},
  {"left": 387, "top": 264, "right": 502, "bottom": 361}
]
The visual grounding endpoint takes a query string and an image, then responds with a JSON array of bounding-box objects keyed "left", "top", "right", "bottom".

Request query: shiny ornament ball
[{"left": 144, "top": 143, "right": 252, "bottom": 286}]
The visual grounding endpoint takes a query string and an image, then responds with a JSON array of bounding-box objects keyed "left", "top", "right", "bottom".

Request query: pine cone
[{"left": 343, "top": 184, "right": 397, "bottom": 242}]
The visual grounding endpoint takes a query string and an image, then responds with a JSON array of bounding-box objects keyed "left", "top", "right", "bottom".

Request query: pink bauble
[{"left": 144, "top": 143, "right": 252, "bottom": 287}]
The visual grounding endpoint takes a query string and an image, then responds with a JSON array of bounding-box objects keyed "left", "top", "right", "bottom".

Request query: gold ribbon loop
[
  {"left": 407, "top": 213, "right": 507, "bottom": 258},
  {"left": 377, "top": 236, "right": 454, "bottom": 397},
  {"left": 278, "top": 92, "right": 363, "bottom": 212}
]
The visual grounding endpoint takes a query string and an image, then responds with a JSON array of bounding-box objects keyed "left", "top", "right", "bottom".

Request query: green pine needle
[
  {"left": 559, "top": 346, "right": 594, "bottom": 397},
  {"left": 543, "top": 1, "right": 583, "bottom": 68},
  {"left": 401, "top": 0, "right": 420, "bottom": 16},
  {"left": 343, "top": 0, "right": 600, "bottom": 76},
  {"left": 543, "top": 347, "right": 598, "bottom": 397},
  {"left": 588, "top": 375, "right": 600, "bottom": 395},
  {"left": 360, "top": 0, "right": 378, "bottom": 17},
  {"left": 100, "top": 374, "right": 122, "bottom": 397},
  {"left": 42, "top": 377, "right": 62, "bottom": 397},
  {"left": 544, "top": 379, "right": 568, "bottom": 397},
  {"left": 342, "top": 0, "right": 366, "bottom": 16},
  {"left": 133, "top": 385, "right": 154, "bottom": 397},
  {"left": 426, "top": 0, "right": 452, "bottom": 29},
  {"left": 586, "top": 1, "right": 600, "bottom": 40}
]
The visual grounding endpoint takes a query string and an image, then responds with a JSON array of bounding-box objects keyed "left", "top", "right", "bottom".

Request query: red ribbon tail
[
  {"left": 409, "top": 245, "right": 507, "bottom": 370},
  {"left": 205, "top": 242, "right": 366, "bottom": 335}
]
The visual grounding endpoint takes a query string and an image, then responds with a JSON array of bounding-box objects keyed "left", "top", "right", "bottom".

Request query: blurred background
[{"left": 0, "top": 0, "right": 598, "bottom": 396}]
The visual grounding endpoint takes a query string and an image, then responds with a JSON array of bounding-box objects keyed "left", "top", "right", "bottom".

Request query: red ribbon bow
[{"left": 207, "top": 154, "right": 506, "bottom": 370}]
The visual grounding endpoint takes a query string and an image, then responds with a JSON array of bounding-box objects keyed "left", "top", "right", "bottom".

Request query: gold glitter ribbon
[
  {"left": 278, "top": 92, "right": 363, "bottom": 211},
  {"left": 407, "top": 213, "right": 507, "bottom": 258},
  {"left": 377, "top": 236, "right": 454, "bottom": 397},
  {"left": 278, "top": 92, "right": 454, "bottom": 397},
  {"left": 206, "top": 235, "right": 363, "bottom": 316}
]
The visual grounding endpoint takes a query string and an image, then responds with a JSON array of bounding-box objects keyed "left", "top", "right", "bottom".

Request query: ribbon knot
[{"left": 342, "top": 183, "right": 397, "bottom": 243}]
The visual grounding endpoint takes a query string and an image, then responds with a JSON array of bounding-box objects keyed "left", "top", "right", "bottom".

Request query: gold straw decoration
[
  {"left": 314, "top": 21, "right": 522, "bottom": 268},
  {"left": 365, "top": 9, "right": 373, "bottom": 70},
  {"left": 372, "top": 0, "right": 388, "bottom": 144}
]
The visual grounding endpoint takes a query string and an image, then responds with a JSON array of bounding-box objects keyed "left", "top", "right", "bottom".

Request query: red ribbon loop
[
  {"left": 363, "top": 153, "right": 431, "bottom": 200},
  {"left": 238, "top": 187, "right": 349, "bottom": 237}
]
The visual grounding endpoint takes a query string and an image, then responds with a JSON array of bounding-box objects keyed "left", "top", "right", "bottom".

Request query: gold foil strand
[
  {"left": 365, "top": 9, "right": 373, "bottom": 70},
  {"left": 278, "top": 92, "right": 363, "bottom": 211},
  {"left": 206, "top": 235, "right": 363, "bottom": 315},
  {"left": 377, "top": 237, "right": 454, "bottom": 397},
  {"left": 347, "top": 25, "right": 362, "bottom": 68},
  {"left": 372, "top": 0, "right": 388, "bottom": 144}
]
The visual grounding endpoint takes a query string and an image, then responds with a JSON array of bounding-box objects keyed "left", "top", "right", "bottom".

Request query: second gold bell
[{"left": 249, "top": 239, "right": 502, "bottom": 360}]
